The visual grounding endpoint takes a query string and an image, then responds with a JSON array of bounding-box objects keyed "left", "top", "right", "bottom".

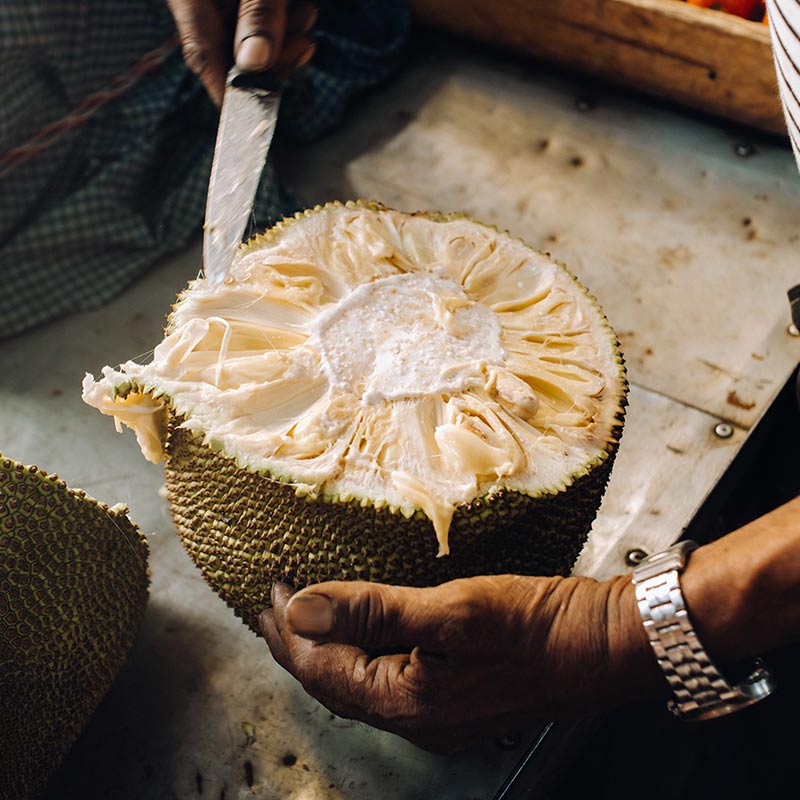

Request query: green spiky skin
[
  {"left": 0, "top": 456, "right": 149, "bottom": 800},
  {"left": 164, "top": 411, "right": 623, "bottom": 633},
  {"left": 148, "top": 203, "right": 628, "bottom": 634}
]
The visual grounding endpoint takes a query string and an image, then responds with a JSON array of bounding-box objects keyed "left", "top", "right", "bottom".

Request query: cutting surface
[{"left": 2, "top": 34, "right": 799, "bottom": 799}]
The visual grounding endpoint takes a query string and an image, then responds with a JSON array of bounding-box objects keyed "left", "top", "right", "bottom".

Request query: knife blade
[{"left": 202, "top": 67, "right": 282, "bottom": 286}]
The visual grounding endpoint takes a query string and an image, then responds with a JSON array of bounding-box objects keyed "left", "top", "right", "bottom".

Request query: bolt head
[
  {"left": 625, "top": 548, "right": 648, "bottom": 567},
  {"left": 714, "top": 422, "right": 734, "bottom": 439}
]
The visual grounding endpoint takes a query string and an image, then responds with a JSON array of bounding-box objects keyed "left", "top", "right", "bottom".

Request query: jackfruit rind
[
  {"left": 0, "top": 455, "right": 149, "bottom": 800},
  {"left": 164, "top": 414, "right": 620, "bottom": 632}
]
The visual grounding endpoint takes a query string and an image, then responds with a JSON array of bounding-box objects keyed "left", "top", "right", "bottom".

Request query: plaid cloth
[{"left": 0, "top": 1, "right": 410, "bottom": 339}]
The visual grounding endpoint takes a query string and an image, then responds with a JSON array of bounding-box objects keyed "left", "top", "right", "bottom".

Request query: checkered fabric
[{"left": 0, "top": 1, "right": 410, "bottom": 339}]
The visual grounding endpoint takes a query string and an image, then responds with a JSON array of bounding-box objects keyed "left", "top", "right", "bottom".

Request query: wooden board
[
  {"left": 411, "top": 0, "right": 786, "bottom": 134},
  {"left": 5, "top": 33, "right": 800, "bottom": 800},
  {"left": 284, "top": 55, "right": 800, "bottom": 435}
]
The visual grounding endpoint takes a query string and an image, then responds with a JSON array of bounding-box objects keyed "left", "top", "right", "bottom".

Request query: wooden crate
[{"left": 411, "top": 0, "right": 786, "bottom": 135}]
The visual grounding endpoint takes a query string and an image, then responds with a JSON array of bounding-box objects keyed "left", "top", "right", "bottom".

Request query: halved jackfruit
[
  {"left": 83, "top": 202, "right": 625, "bottom": 630},
  {"left": 0, "top": 455, "right": 149, "bottom": 799}
]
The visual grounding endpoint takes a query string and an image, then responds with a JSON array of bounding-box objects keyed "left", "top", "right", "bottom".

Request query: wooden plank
[
  {"left": 573, "top": 384, "right": 747, "bottom": 580},
  {"left": 282, "top": 50, "right": 800, "bottom": 431},
  {"left": 411, "top": 0, "right": 786, "bottom": 134}
]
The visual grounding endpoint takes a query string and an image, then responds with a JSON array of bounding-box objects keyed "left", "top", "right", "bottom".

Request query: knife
[{"left": 202, "top": 67, "right": 282, "bottom": 286}]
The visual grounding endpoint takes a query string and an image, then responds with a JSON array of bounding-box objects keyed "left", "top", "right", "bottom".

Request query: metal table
[{"left": 4, "top": 35, "right": 800, "bottom": 800}]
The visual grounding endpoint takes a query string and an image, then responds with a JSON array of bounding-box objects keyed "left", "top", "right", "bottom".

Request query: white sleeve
[{"left": 766, "top": 0, "right": 800, "bottom": 166}]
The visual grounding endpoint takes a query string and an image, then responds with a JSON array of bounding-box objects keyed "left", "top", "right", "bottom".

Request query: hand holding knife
[
  {"left": 166, "top": 1, "right": 317, "bottom": 105},
  {"left": 165, "top": 1, "right": 317, "bottom": 285}
]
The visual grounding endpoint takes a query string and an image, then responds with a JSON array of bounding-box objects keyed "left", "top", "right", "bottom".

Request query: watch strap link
[{"left": 633, "top": 540, "right": 775, "bottom": 721}]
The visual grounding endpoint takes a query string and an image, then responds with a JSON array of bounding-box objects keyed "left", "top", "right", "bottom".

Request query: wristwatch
[{"left": 632, "top": 540, "right": 776, "bottom": 721}]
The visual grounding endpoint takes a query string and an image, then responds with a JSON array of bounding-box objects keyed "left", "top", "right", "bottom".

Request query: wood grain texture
[{"left": 411, "top": 0, "right": 786, "bottom": 134}]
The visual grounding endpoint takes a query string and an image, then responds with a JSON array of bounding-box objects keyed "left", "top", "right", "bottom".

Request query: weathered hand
[
  {"left": 166, "top": 0, "right": 317, "bottom": 105},
  {"left": 260, "top": 574, "right": 662, "bottom": 752}
]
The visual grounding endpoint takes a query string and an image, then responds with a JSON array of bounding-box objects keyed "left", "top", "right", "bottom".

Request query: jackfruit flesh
[
  {"left": 0, "top": 455, "right": 149, "bottom": 800},
  {"left": 83, "top": 203, "right": 626, "bottom": 562}
]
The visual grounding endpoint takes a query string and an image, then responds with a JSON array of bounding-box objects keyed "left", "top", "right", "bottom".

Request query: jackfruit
[
  {"left": 0, "top": 455, "right": 149, "bottom": 799},
  {"left": 83, "top": 202, "right": 626, "bottom": 632}
]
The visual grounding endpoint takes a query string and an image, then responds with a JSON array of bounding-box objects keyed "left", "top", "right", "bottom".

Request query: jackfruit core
[{"left": 83, "top": 204, "right": 625, "bottom": 557}]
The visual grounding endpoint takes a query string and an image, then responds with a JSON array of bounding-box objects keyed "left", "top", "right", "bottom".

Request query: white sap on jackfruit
[{"left": 83, "top": 205, "right": 623, "bottom": 556}]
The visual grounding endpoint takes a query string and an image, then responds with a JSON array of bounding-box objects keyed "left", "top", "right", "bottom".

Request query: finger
[
  {"left": 264, "top": 581, "right": 300, "bottom": 652},
  {"left": 285, "top": 580, "right": 469, "bottom": 652},
  {"left": 288, "top": 643, "right": 434, "bottom": 732},
  {"left": 270, "top": 580, "right": 297, "bottom": 621},
  {"left": 266, "top": 581, "right": 328, "bottom": 673},
  {"left": 167, "top": 0, "right": 229, "bottom": 105},
  {"left": 269, "top": 586, "right": 443, "bottom": 728},
  {"left": 286, "top": 2, "right": 318, "bottom": 34},
  {"left": 235, "top": 0, "right": 288, "bottom": 72},
  {"left": 259, "top": 607, "right": 296, "bottom": 673}
]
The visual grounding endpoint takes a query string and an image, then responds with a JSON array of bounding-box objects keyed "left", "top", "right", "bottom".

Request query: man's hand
[
  {"left": 166, "top": 1, "right": 317, "bottom": 105},
  {"left": 260, "top": 574, "right": 662, "bottom": 752}
]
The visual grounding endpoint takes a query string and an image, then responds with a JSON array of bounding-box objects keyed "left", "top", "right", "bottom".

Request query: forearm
[
  {"left": 682, "top": 494, "right": 800, "bottom": 664},
  {"left": 608, "top": 495, "right": 800, "bottom": 706}
]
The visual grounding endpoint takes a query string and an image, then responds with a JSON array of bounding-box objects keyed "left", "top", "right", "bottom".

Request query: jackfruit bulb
[
  {"left": 0, "top": 455, "right": 149, "bottom": 799},
  {"left": 83, "top": 203, "right": 626, "bottom": 631}
]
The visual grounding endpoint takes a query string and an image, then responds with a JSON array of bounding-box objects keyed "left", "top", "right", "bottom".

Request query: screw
[
  {"left": 789, "top": 323, "right": 800, "bottom": 337},
  {"left": 496, "top": 734, "right": 522, "bottom": 751},
  {"left": 624, "top": 548, "right": 648, "bottom": 567},
  {"left": 714, "top": 422, "right": 734, "bottom": 439},
  {"left": 734, "top": 142, "right": 755, "bottom": 157},
  {"left": 576, "top": 97, "right": 595, "bottom": 112}
]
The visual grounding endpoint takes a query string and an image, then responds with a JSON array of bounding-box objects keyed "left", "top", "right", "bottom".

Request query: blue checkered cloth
[{"left": 0, "top": 1, "right": 410, "bottom": 339}]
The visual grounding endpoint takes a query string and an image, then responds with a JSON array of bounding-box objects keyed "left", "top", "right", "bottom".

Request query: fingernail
[
  {"left": 287, "top": 593, "right": 333, "bottom": 636},
  {"left": 237, "top": 35, "right": 273, "bottom": 71}
]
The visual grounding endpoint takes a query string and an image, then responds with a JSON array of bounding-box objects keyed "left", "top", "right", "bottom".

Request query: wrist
[
  {"left": 603, "top": 574, "right": 669, "bottom": 703},
  {"left": 632, "top": 539, "right": 776, "bottom": 720},
  {"left": 505, "top": 574, "right": 665, "bottom": 712}
]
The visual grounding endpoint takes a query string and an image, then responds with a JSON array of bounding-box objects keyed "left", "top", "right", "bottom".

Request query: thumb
[
  {"left": 285, "top": 580, "right": 452, "bottom": 652},
  {"left": 234, "top": 0, "right": 287, "bottom": 71}
]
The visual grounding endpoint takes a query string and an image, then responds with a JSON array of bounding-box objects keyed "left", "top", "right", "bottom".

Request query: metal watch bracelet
[{"left": 632, "top": 540, "right": 775, "bottom": 721}]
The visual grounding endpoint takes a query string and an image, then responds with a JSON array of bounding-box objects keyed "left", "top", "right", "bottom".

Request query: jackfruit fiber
[
  {"left": 0, "top": 455, "right": 149, "bottom": 800},
  {"left": 83, "top": 202, "right": 626, "bottom": 631}
]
